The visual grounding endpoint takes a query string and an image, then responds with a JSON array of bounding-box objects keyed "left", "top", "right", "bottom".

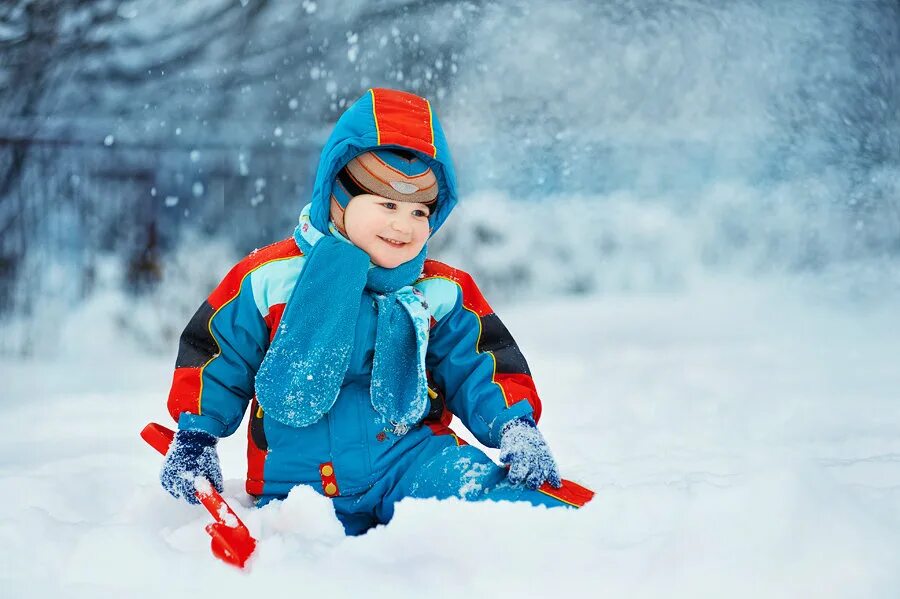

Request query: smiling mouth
[{"left": 378, "top": 236, "right": 408, "bottom": 247}]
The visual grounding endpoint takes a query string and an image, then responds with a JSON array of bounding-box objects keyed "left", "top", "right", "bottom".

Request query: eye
[
  {"left": 412, "top": 209, "right": 430, "bottom": 218},
  {"left": 381, "top": 202, "right": 397, "bottom": 210}
]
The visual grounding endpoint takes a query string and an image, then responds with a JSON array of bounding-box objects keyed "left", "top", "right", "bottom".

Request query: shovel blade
[
  {"left": 141, "top": 422, "right": 176, "bottom": 456},
  {"left": 206, "top": 522, "right": 257, "bottom": 569}
]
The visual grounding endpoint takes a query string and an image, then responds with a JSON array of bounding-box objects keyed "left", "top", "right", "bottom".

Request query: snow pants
[{"left": 256, "top": 433, "right": 576, "bottom": 536}]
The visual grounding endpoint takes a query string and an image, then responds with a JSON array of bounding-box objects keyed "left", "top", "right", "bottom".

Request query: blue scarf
[{"left": 254, "top": 205, "right": 431, "bottom": 432}]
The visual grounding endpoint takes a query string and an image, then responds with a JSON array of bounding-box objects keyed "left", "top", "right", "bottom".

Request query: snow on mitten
[
  {"left": 499, "top": 417, "right": 563, "bottom": 489},
  {"left": 160, "top": 429, "right": 223, "bottom": 505}
]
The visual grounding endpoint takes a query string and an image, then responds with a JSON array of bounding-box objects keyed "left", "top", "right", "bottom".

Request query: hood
[{"left": 307, "top": 88, "right": 459, "bottom": 236}]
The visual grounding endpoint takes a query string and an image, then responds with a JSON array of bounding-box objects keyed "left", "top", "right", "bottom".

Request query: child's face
[{"left": 343, "top": 193, "right": 432, "bottom": 268}]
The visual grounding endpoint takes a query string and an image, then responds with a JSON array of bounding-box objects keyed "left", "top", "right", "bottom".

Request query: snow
[
  {"left": 193, "top": 476, "right": 213, "bottom": 497},
  {"left": 2, "top": 278, "right": 899, "bottom": 597},
  {"left": 215, "top": 503, "right": 239, "bottom": 529}
]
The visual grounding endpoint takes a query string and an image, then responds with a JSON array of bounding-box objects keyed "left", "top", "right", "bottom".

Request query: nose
[{"left": 390, "top": 216, "right": 411, "bottom": 233}]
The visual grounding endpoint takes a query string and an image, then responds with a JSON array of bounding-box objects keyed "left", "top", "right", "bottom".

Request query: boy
[{"left": 161, "top": 88, "right": 593, "bottom": 535}]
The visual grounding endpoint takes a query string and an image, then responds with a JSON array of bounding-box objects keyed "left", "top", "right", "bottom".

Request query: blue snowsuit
[{"left": 166, "top": 89, "right": 587, "bottom": 535}]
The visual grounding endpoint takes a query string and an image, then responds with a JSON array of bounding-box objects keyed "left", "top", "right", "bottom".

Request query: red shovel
[{"left": 141, "top": 422, "right": 257, "bottom": 568}]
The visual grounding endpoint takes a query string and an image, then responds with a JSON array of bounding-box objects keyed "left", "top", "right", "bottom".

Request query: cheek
[
  {"left": 412, "top": 221, "right": 430, "bottom": 243},
  {"left": 344, "top": 207, "right": 381, "bottom": 243}
]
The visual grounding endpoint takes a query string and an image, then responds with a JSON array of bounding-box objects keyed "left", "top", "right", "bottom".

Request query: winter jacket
[{"left": 167, "top": 250, "right": 543, "bottom": 497}]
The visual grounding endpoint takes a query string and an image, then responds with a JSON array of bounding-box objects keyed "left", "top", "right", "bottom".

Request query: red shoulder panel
[
  {"left": 207, "top": 238, "right": 301, "bottom": 310},
  {"left": 421, "top": 259, "right": 492, "bottom": 317}
]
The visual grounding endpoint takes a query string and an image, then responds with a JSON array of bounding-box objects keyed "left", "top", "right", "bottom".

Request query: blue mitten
[
  {"left": 160, "top": 429, "right": 224, "bottom": 504},
  {"left": 499, "top": 417, "right": 563, "bottom": 489}
]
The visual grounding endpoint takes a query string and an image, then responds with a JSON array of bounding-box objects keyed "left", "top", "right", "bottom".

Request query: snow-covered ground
[{"left": 2, "top": 278, "right": 899, "bottom": 598}]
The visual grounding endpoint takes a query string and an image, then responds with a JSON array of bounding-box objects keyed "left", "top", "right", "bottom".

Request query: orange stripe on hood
[{"left": 370, "top": 88, "right": 437, "bottom": 158}]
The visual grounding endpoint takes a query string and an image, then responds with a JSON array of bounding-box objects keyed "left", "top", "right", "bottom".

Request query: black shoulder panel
[
  {"left": 477, "top": 312, "right": 532, "bottom": 376},
  {"left": 175, "top": 301, "right": 218, "bottom": 368}
]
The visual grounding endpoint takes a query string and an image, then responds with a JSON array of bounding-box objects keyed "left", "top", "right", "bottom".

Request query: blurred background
[
  {"left": 1, "top": 0, "right": 898, "bottom": 356},
  {"left": 4, "top": 5, "right": 900, "bottom": 592}
]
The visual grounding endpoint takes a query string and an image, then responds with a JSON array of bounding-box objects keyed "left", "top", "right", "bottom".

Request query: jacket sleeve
[
  {"left": 424, "top": 266, "right": 543, "bottom": 448},
  {"left": 166, "top": 241, "right": 298, "bottom": 437}
]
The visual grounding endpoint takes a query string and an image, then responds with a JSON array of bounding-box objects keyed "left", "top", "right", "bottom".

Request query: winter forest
[{"left": 2, "top": 0, "right": 899, "bottom": 597}]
